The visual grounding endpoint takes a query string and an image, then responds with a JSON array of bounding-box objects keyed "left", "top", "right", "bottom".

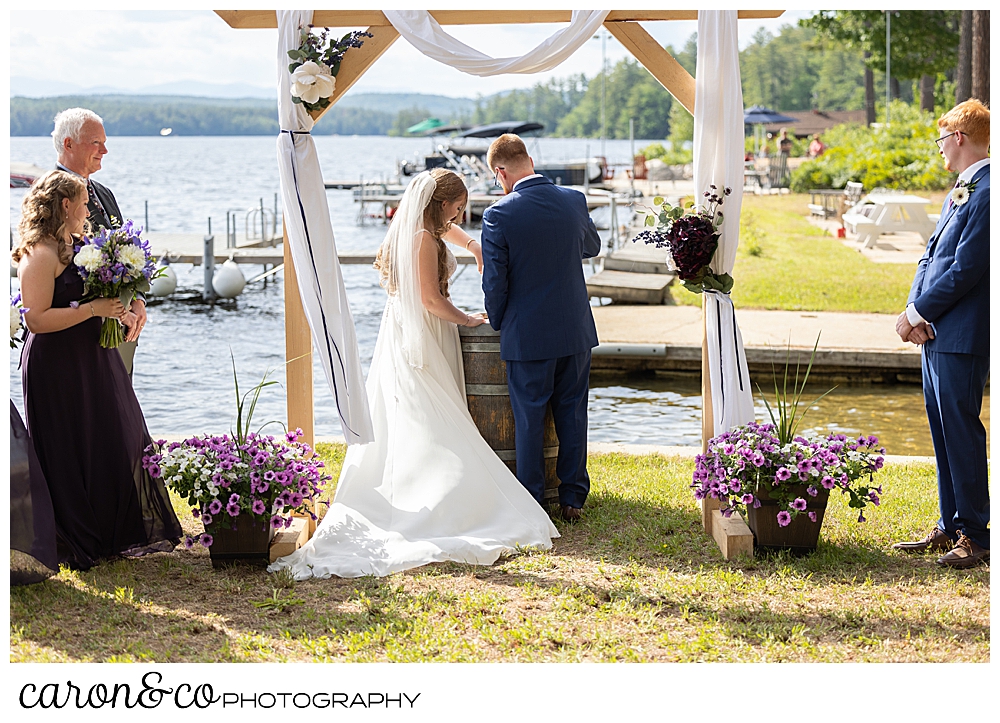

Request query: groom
[
  {"left": 892, "top": 99, "right": 990, "bottom": 568},
  {"left": 481, "top": 134, "right": 602, "bottom": 521}
]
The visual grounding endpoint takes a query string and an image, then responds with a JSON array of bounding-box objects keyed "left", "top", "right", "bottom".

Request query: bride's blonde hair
[{"left": 374, "top": 168, "right": 467, "bottom": 297}]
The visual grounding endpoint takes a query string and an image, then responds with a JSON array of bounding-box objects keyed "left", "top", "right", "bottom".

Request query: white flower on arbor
[{"left": 290, "top": 61, "right": 336, "bottom": 105}]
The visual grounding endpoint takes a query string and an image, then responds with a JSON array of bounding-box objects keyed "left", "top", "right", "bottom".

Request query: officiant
[{"left": 53, "top": 107, "right": 146, "bottom": 377}]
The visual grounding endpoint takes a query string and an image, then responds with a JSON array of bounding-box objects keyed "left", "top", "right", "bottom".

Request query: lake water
[{"left": 10, "top": 135, "right": 984, "bottom": 455}]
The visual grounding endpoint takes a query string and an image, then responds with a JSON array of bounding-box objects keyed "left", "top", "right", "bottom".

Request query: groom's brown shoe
[
  {"left": 936, "top": 533, "right": 990, "bottom": 569},
  {"left": 892, "top": 527, "right": 953, "bottom": 553},
  {"left": 559, "top": 505, "right": 583, "bottom": 523}
]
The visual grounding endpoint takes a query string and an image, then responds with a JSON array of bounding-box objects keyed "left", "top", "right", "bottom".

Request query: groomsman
[
  {"left": 53, "top": 108, "right": 146, "bottom": 376},
  {"left": 893, "top": 99, "right": 990, "bottom": 568},
  {"left": 481, "top": 134, "right": 602, "bottom": 521}
]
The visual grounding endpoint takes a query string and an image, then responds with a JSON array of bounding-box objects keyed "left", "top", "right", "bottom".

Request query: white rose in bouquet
[
  {"left": 290, "top": 60, "right": 335, "bottom": 104},
  {"left": 73, "top": 245, "right": 104, "bottom": 272}
]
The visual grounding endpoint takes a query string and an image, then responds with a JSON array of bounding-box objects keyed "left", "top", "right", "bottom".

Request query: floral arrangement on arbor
[
  {"left": 692, "top": 422, "right": 885, "bottom": 526},
  {"left": 72, "top": 220, "right": 161, "bottom": 348},
  {"left": 142, "top": 356, "right": 332, "bottom": 550},
  {"left": 287, "top": 26, "right": 373, "bottom": 112},
  {"left": 634, "top": 185, "right": 734, "bottom": 294},
  {"left": 10, "top": 294, "right": 27, "bottom": 348}
]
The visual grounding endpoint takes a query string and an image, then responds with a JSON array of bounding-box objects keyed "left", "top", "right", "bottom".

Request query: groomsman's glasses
[
  {"left": 934, "top": 131, "right": 960, "bottom": 148},
  {"left": 493, "top": 167, "right": 505, "bottom": 188}
]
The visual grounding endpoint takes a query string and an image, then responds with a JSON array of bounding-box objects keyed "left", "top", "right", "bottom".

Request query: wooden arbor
[{"left": 217, "top": 9, "right": 782, "bottom": 559}]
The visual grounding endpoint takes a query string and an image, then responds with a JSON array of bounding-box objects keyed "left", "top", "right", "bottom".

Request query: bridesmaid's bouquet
[
  {"left": 73, "top": 220, "right": 162, "bottom": 348},
  {"left": 10, "top": 294, "right": 27, "bottom": 348}
]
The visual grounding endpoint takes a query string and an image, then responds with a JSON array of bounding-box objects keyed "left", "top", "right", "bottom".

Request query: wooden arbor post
[{"left": 216, "top": 9, "right": 781, "bottom": 557}]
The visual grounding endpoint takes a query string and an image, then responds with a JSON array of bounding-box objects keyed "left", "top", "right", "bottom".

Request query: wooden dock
[
  {"left": 587, "top": 241, "right": 675, "bottom": 305},
  {"left": 145, "top": 233, "right": 478, "bottom": 267}
]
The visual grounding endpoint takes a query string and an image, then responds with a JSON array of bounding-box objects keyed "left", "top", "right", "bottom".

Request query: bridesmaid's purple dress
[{"left": 20, "top": 265, "right": 181, "bottom": 570}]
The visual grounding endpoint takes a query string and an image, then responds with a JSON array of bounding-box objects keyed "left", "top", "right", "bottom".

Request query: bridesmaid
[{"left": 14, "top": 171, "right": 181, "bottom": 570}]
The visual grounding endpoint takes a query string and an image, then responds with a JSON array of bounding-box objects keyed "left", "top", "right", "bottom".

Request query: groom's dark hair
[{"left": 487, "top": 134, "right": 530, "bottom": 172}]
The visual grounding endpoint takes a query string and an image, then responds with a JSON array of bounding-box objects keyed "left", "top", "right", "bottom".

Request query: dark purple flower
[
  {"left": 821, "top": 475, "right": 835, "bottom": 490},
  {"left": 148, "top": 463, "right": 161, "bottom": 478},
  {"left": 208, "top": 499, "right": 223, "bottom": 515},
  {"left": 777, "top": 511, "right": 792, "bottom": 527},
  {"left": 226, "top": 502, "right": 240, "bottom": 517},
  {"left": 252, "top": 500, "right": 266, "bottom": 515},
  {"left": 191, "top": 507, "right": 201, "bottom": 519},
  {"left": 791, "top": 498, "right": 808, "bottom": 512},
  {"left": 271, "top": 515, "right": 284, "bottom": 529},
  {"left": 200, "top": 513, "right": 213, "bottom": 526},
  {"left": 200, "top": 534, "right": 214, "bottom": 548},
  {"left": 806, "top": 486, "right": 818, "bottom": 497},
  {"left": 184, "top": 536, "right": 195, "bottom": 550}
]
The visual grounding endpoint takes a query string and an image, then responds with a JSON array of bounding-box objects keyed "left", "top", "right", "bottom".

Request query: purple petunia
[
  {"left": 776, "top": 511, "right": 792, "bottom": 527},
  {"left": 252, "top": 499, "right": 266, "bottom": 515},
  {"left": 808, "top": 511, "right": 817, "bottom": 522},
  {"left": 741, "top": 493, "right": 754, "bottom": 505},
  {"left": 200, "top": 534, "right": 213, "bottom": 548},
  {"left": 271, "top": 515, "right": 284, "bottom": 529},
  {"left": 791, "top": 498, "right": 808, "bottom": 511},
  {"left": 776, "top": 467, "right": 792, "bottom": 482},
  {"left": 226, "top": 502, "right": 241, "bottom": 517},
  {"left": 208, "top": 499, "right": 223, "bottom": 515},
  {"left": 200, "top": 513, "right": 213, "bottom": 526},
  {"left": 806, "top": 486, "right": 818, "bottom": 497}
]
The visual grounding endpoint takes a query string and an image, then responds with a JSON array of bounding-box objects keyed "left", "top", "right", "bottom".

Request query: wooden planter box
[
  {"left": 205, "top": 511, "right": 276, "bottom": 569},
  {"left": 745, "top": 483, "right": 831, "bottom": 555}
]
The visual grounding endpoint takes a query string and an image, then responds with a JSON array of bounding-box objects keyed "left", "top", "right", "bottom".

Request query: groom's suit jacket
[
  {"left": 481, "top": 176, "right": 601, "bottom": 361},
  {"left": 907, "top": 163, "right": 990, "bottom": 358}
]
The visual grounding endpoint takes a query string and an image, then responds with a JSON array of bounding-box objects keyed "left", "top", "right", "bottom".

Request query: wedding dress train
[{"left": 269, "top": 246, "right": 558, "bottom": 580}]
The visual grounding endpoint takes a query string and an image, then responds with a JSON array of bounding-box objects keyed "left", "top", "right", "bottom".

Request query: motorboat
[{"left": 10, "top": 162, "right": 46, "bottom": 189}]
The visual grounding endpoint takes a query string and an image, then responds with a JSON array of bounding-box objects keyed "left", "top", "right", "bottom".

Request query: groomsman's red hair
[{"left": 938, "top": 99, "right": 990, "bottom": 147}]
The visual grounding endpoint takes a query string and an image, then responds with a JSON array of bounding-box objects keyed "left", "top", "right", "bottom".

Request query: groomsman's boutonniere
[{"left": 951, "top": 179, "right": 978, "bottom": 207}]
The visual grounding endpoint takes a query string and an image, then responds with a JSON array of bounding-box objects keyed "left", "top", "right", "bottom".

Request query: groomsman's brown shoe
[
  {"left": 936, "top": 533, "right": 990, "bottom": 569},
  {"left": 559, "top": 505, "right": 583, "bottom": 523},
  {"left": 892, "top": 527, "right": 953, "bottom": 553}
]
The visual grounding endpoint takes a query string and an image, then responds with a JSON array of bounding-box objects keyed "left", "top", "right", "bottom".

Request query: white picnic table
[{"left": 843, "top": 192, "right": 936, "bottom": 248}]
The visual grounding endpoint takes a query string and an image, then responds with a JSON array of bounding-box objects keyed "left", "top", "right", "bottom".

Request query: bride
[{"left": 269, "top": 169, "right": 558, "bottom": 579}]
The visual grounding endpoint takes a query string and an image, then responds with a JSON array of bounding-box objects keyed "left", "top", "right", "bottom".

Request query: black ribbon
[{"left": 284, "top": 133, "right": 358, "bottom": 439}]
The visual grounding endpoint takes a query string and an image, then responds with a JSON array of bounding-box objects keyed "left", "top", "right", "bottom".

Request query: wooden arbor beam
[
  {"left": 604, "top": 21, "right": 695, "bottom": 114},
  {"left": 216, "top": 10, "right": 785, "bottom": 28}
]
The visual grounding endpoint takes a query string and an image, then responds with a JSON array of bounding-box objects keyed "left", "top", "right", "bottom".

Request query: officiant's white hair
[{"left": 52, "top": 108, "right": 104, "bottom": 152}]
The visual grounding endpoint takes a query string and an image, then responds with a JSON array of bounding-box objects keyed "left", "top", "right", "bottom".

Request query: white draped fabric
[
  {"left": 276, "top": 10, "right": 374, "bottom": 445},
  {"left": 693, "top": 10, "right": 755, "bottom": 437},
  {"left": 383, "top": 10, "right": 610, "bottom": 76}
]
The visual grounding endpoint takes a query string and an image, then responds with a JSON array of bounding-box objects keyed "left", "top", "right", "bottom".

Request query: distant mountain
[
  {"left": 336, "top": 93, "right": 477, "bottom": 120},
  {"left": 10, "top": 76, "right": 274, "bottom": 100}
]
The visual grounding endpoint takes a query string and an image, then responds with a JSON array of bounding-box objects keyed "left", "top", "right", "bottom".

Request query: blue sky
[{"left": 10, "top": 4, "right": 815, "bottom": 98}]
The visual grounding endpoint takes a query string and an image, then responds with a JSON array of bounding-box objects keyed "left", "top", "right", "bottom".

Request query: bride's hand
[
  {"left": 463, "top": 313, "right": 487, "bottom": 328},
  {"left": 470, "top": 240, "right": 484, "bottom": 274}
]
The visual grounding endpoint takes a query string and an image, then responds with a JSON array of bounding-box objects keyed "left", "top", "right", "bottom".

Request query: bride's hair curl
[
  {"left": 13, "top": 170, "right": 88, "bottom": 266},
  {"left": 375, "top": 168, "right": 468, "bottom": 298}
]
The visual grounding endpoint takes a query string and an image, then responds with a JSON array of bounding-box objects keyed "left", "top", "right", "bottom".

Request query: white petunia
[
  {"left": 290, "top": 60, "right": 335, "bottom": 104},
  {"left": 117, "top": 244, "right": 147, "bottom": 270},
  {"left": 10, "top": 305, "right": 22, "bottom": 339},
  {"left": 73, "top": 245, "right": 104, "bottom": 272}
]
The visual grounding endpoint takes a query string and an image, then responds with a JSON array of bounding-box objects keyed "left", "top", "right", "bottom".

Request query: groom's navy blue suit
[
  {"left": 481, "top": 175, "right": 601, "bottom": 507},
  {"left": 908, "top": 163, "right": 990, "bottom": 549}
]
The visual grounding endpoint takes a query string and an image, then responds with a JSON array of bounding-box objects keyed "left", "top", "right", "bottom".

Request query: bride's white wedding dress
[{"left": 269, "top": 195, "right": 558, "bottom": 579}]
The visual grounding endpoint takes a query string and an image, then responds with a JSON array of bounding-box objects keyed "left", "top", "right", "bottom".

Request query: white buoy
[
  {"left": 212, "top": 259, "right": 245, "bottom": 299},
  {"left": 149, "top": 263, "right": 177, "bottom": 297},
  {"left": 160, "top": 128, "right": 172, "bottom": 136}
]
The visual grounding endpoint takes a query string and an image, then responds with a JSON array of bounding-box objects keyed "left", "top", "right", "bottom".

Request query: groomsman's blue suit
[
  {"left": 908, "top": 163, "right": 990, "bottom": 550},
  {"left": 481, "top": 176, "right": 602, "bottom": 507}
]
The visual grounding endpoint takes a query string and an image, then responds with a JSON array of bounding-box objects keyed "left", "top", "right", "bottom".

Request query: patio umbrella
[
  {"left": 406, "top": 117, "right": 445, "bottom": 135},
  {"left": 743, "top": 106, "right": 796, "bottom": 154}
]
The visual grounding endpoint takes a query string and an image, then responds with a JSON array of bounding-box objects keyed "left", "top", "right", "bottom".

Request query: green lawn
[
  {"left": 667, "top": 193, "right": 941, "bottom": 313},
  {"left": 10, "top": 443, "right": 989, "bottom": 663}
]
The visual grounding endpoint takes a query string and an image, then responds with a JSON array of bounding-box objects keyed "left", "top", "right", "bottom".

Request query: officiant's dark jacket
[
  {"left": 481, "top": 176, "right": 601, "bottom": 361},
  {"left": 56, "top": 163, "right": 123, "bottom": 233}
]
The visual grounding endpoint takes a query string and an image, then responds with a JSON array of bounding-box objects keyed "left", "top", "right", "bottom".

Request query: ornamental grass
[{"left": 10, "top": 444, "right": 989, "bottom": 663}]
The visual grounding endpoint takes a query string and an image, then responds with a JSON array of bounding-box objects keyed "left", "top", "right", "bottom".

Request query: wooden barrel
[{"left": 458, "top": 324, "right": 560, "bottom": 504}]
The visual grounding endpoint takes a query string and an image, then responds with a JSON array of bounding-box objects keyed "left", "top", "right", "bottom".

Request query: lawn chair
[
  {"left": 762, "top": 152, "right": 789, "bottom": 192},
  {"left": 841, "top": 181, "right": 878, "bottom": 244}
]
